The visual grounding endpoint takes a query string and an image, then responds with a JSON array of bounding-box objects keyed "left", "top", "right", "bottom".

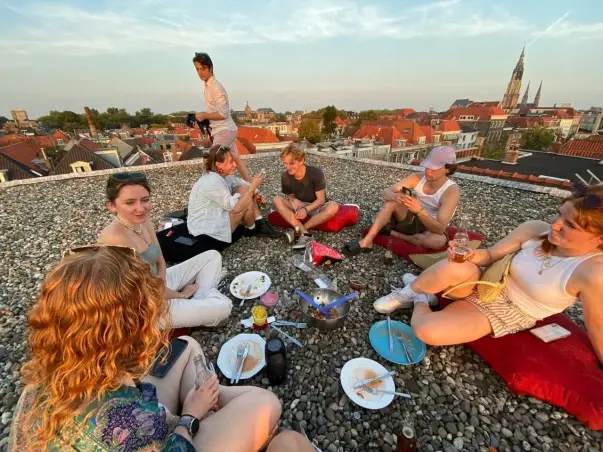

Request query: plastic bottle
[
  {"left": 396, "top": 425, "right": 417, "bottom": 452},
  {"left": 384, "top": 238, "right": 394, "bottom": 265}
]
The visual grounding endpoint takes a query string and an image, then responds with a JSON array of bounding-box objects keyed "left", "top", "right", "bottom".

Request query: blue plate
[{"left": 369, "top": 320, "right": 426, "bottom": 365}]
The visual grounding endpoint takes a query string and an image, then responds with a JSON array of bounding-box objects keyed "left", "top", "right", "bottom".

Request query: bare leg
[
  {"left": 411, "top": 300, "right": 493, "bottom": 345},
  {"left": 231, "top": 152, "right": 251, "bottom": 182},
  {"left": 194, "top": 385, "right": 282, "bottom": 452},
  {"left": 360, "top": 201, "right": 407, "bottom": 248},
  {"left": 409, "top": 258, "right": 481, "bottom": 298},
  {"left": 273, "top": 196, "right": 308, "bottom": 233},
  {"left": 391, "top": 231, "right": 447, "bottom": 249},
  {"left": 142, "top": 336, "right": 202, "bottom": 414},
  {"left": 235, "top": 186, "right": 257, "bottom": 228},
  {"left": 304, "top": 201, "right": 339, "bottom": 230},
  {"left": 230, "top": 210, "right": 247, "bottom": 232},
  {"left": 267, "top": 431, "right": 316, "bottom": 452}
]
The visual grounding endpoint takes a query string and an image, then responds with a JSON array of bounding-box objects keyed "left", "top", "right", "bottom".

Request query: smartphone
[
  {"left": 150, "top": 338, "right": 188, "bottom": 378},
  {"left": 402, "top": 187, "right": 413, "bottom": 197},
  {"left": 529, "top": 324, "right": 571, "bottom": 343},
  {"left": 175, "top": 236, "right": 197, "bottom": 246}
]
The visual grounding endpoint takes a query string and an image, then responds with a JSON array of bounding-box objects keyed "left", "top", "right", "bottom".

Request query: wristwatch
[{"left": 176, "top": 414, "right": 200, "bottom": 437}]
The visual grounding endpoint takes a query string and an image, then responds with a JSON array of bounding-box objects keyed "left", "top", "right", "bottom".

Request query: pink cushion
[
  {"left": 362, "top": 226, "right": 484, "bottom": 262},
  {"left": 440, "top": 298, "right": 603, "bottom": 430},
  {"left": 268, "top": 204, "right": 359, "bottom": 233}
]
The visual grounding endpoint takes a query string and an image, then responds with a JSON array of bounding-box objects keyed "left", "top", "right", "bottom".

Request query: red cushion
[
  {"left": 268, "top": 204, "right": 359, "bottom": 232},
  {"left": 440, "top": 298, "right": 603, "bottom": 430},
  {"left": 362, "top": 226, "right": 484, "bottom": 262}
]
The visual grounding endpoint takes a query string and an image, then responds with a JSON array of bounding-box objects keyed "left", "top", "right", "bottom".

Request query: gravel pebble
[{"left": 0, "top": 155, "right": 597, "bottom": 451}]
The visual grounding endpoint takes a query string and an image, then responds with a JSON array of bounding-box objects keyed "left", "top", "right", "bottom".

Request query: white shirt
[
  {"left": 413, "top": 177, "right": 457, "bottom": 220},
  {"left": 187, "top": 172, "right": 241, "bottom": 242},
  {"left": 204, "top": 76, "right": 237, "bottom": 136}
]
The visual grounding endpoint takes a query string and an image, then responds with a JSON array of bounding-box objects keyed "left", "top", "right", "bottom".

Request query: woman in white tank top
[{"left": 372, "top": 183, "right": 603, "bottom": 364}]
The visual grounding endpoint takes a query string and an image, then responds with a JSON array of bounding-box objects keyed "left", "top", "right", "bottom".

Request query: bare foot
[
  {"left": 179, "top": 284, "right": 199, "bottom": 299},
  {"left": 358, "top": 238, "right": 372, "bottom": 249}
]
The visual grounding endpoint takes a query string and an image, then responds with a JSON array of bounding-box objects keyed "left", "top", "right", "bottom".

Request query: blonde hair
[
  {"left": 280, "top": 143, "right": 306, "bottom": 162},
  {"left": 19, "top": 247, "right": 169, "bottom": 450}
]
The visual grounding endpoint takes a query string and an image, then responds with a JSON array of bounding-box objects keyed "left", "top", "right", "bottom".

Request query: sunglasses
[
  {"left": 571, "top": 183, "right": 603, "bottom": 211},
  {"left": 109, "top": 172, "right": 147, "bottom": 183},
  {"left": 67, "top": 244, "right": 137, "bottom": 257}
]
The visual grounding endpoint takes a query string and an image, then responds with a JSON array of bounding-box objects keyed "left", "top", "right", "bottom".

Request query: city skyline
[{"left": 1, "top": 0, "right": 602, "bottom": 118}]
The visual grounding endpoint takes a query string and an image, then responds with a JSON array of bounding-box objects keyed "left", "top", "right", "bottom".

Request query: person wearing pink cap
[{"left": 343, "top": 146, "right": 460, "bottom": 255}]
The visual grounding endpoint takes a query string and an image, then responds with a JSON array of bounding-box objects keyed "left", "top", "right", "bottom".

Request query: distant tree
[
  {"left": 275, "top": 113, "right": 287, "bottom": 122},
  {"left": 355, "top": 109, "right": 379, "bottom": 126},
  {"left": 43, "top": 146, "right": 66, "bottom": 167},
  {"left": 0, "top": 116, "right": 9, "bottom": 127},
  {"left": 521, "top": 127, "right": 556, "bottom": 151},
  {"left": 336, "top": 109, "right": 348, "bottom": 120},
  {"left": 233, "top": 115, "right": 242, "bottom": 126},
  {"left": 299, "top": 120, "right": 322, "bottom": 144},
  {"left": 482, "top": 142, "right": 505, "bottom": 160},
  {"left": 322, "top": 105, "right": 338, "bottom": 136}
]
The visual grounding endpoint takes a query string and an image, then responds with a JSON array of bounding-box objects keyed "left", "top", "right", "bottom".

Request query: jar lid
[{"left": 266, "top": 337, "right": 284, "bottom": 353}]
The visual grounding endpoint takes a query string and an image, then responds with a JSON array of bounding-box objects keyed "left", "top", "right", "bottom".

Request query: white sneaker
[
  {"left": 373, "top": 288, "right": 415, "bottom": 314},
  {"left": 402, "top": 273, "right": 417, "bottom": 287}
]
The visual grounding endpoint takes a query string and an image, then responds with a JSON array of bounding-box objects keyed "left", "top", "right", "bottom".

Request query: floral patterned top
[{"left": 10, "top": 382, "right": 195, "bottom": 451}]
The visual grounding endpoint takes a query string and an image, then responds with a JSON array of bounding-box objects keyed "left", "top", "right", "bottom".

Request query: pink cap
[{"left": 421, "top": 146, "right": 456, "bottom": 170}]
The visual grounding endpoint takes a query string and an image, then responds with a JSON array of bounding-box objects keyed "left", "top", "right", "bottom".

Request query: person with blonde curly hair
[{"left": 9, "top": 246, "right": 282, "bottom": 451}]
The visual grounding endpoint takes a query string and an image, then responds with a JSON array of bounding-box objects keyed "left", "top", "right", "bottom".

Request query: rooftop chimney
[
  {"left": 84, "top": 107, "right": 97, "bottom": 138},
  {"left": 502, "top": 131, "right": 522, "bottom": 164}
]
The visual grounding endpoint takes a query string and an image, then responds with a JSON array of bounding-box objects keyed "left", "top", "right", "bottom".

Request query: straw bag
[{"left": 442, "top": 253, "right": 516, "bottom": 302}]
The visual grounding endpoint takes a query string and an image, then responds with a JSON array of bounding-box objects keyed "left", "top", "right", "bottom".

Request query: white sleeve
[
  {"left": 204, "top": 182, "right": 241, "bottom": 211},
  {"left": 210, "top": 83, "right": 230, "bottom": 119}
]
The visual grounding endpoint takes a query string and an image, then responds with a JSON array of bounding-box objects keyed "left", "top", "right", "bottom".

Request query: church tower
[
  {"left": 501, "top": 47, "right": 525, "bottom": 111},
  {"left": 533, "top": 81, "right": 542, "bottom": 108}
]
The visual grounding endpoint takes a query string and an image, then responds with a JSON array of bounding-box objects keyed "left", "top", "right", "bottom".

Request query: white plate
[
  {"left": 217, "top": 333, "right": 266, "bottom": 380},
  {"left": 340, "top": 357, "right": 395, "bottom": 410},
  {"left": 230, "top": 271, "right": 271, "bottom": 300}
]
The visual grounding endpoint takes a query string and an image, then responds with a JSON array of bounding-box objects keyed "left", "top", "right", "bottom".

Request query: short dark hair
[
  {"left": 193, "top": 52, "right": 213, "bottom": 70},
  {"left": 445, "top": 163, "right": 458, "bottom": 176}
]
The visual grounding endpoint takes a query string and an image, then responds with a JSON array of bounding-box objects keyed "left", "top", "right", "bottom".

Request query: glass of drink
[
  {"left": 252, "top": 305, "right": 268, "bottom": 327},
  {"left": 452, "top": 218, "right": 469, "bottom": 263}
]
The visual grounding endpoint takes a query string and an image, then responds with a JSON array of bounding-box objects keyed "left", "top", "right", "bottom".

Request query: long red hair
[{"left": 19, "top": 247, "right": 169, "bottom": 450}]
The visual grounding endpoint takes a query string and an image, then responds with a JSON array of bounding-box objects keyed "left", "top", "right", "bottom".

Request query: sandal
[{"left": 342, "top": 241, "right": 372, "bottom": 257}]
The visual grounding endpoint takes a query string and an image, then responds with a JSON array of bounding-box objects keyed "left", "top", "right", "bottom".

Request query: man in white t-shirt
[
  {"left": 192, "top": 52, "right": 250, "bottom": 183},
  {"left": 343, "top": 146, "right": 460, "bottom": 255}
]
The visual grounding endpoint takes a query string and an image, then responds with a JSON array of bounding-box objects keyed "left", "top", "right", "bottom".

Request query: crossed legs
[
  {"left": 272, "top": 196, "right": 339, "bottom": 234},
  {"left": 230, "top": 186, "right": 260, "bottom": 231}
]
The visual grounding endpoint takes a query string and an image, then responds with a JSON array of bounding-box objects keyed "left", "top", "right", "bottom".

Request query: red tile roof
[
  {"left": 352, "top": 125, "right": 405, "bottom": 147},
  {"left": 133, "top": 128, "right": 145, "bottom": 136},
  {"left": 173, "top": 140, "right": 192, "bottom": 152},
  {"left": 52, "top": 130, "right": 69, "bottom": 141},
  {"left": 78, "top": 138, "right": 101, "bottom": 152},
  {"left": 420, "top": 125, "right": 440, "bottom": 144},
  {"left": 235, "top": 138, "right": 256, "bottom": 155},
  {"left": 0, "top": 142, "right": 45, "bottom": 172},
  {"left": 174, "top": 128, "right": 188, "bottom": 136},
  {"left": 148, "top": 128, "right": 164, "bottom": 135},
  {"left": 399, "top": 108, "right": 416, "bottom": 118},
  {"left": 237, "top": 127, "right": 280, "bottom": 144},
  {"left": 436, "top": 120, "right": 461, "bottom": 133},
  {"left": 392, "top": 120, "right": 427, "bottom": 144},
  {"left": 189, "top": 129, "right": 201, "bottom": 139},
  {"left": 134, "top": 137, "right": 156, "bottom": 147},
  {"left": 556, "top": 136, "right": 603, "bottom": 159},
  {"left": 443, "top": 106, "right": 507, "bottom": 121}
]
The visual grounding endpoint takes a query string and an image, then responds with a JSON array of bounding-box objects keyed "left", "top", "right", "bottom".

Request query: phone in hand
[
  {"left": 150, "top": 338, "right": 188, "bottom": 378},
  {"left": 402, "top": 187, "right": 413, "bottom": 197},
  {"left": 175, "top": 236, "right": 197, "bottom": 246}
]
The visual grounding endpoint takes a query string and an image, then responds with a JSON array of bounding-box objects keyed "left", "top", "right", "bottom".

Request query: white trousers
[{"left": 165, "top": 250, "right": 232, "bottom": 328}]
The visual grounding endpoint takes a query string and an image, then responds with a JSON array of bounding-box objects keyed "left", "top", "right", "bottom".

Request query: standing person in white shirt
[{"left": 192, "top": 52, "right": 250, "bottom": 183}]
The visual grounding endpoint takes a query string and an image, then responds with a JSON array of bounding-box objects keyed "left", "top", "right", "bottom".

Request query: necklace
[
  {"left": 538, "top": 253, "right": 565, "bottom": 275},
  {"left": 116, "top": 217, "right": 149, "bottom": 245}
]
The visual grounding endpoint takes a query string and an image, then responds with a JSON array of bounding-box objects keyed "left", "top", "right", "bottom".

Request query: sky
[{"left": 1, "top": 0, "right": 602, "bottom": 119}]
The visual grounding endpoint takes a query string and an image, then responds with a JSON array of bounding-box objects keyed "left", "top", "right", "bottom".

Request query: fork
[
  {"left": 366, "top": 387, "right": 412, "bottom": 399},
  {"left": 235, "top": 343, "right": 250, "bottom": 384},
  {"left": 230, "top": 343, "right": 246, "bottom": 384},
  {"left": 396, "top": 335, "right": 414, "bottom": 364}
]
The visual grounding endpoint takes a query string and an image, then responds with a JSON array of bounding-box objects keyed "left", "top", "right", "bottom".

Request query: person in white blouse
[
  {"left": 187, "top": 145, "right": 282, "bottom": 254},
  {"left": 192, "top": 52, "right": 250, "bottom": 184}
]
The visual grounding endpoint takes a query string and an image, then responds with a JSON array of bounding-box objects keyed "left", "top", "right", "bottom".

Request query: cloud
[{"left": 0, "top": 0, "right": 598, "bottom": 59}]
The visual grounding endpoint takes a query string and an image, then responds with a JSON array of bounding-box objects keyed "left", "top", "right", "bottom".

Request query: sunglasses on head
[
  {"left": 571, "top": 182, "right": 603, "bottom": 211},
  {"left": 110, "top": 172, "right": 147, "bottom": 183},
  {"left": 67, "top": 244, "right": 137, "bottom": 258}
]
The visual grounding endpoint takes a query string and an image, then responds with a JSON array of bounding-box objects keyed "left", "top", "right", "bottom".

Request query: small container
[
  {"left": 265, "top": 336, "right": 287, "bottom": 384},
  {"left": 349, "top": 276, "right": 367, "bottom": 291},
  {"left": 396, "top": 426, "right": 417, "bottom": 452},
  {"left": 384, "top": 238, "right": 394, "bottom": 265},
  {"left": 261, "top": 291, "right": 279, "bottom": 308},
  {"left": 252, "top": 305, "right": 268, "bottom": 327}
]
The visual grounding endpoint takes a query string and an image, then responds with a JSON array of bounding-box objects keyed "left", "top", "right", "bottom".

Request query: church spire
[
  {"left": 533, "top": 81, "right": 542, "bottom": 107},
  {"left": 521, "top": 81, "right": 530, "bottom": 107},
  {"left": 501, "top": 47, "right": 525, "bottom": 111}
]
